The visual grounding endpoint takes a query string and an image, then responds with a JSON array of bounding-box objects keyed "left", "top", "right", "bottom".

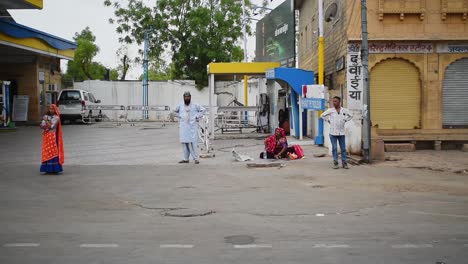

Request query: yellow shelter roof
[
  {"left": 208, "top": 62, "right": 280, "bottom": 75},
  {"left": 207, "top": 62, "right": 281, "bottom": 81}
]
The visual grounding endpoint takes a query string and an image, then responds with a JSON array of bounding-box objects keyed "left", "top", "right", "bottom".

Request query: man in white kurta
[{"left": 174, "top": 92, "right": 205, "bottom": 164}]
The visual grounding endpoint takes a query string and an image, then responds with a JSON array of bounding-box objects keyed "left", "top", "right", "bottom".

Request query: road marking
[
  {"left": 160, "top": 244, "right": 194, "bottom": 248},
  {"left": 315, "top": 214, "right": 325, "bottom": 216},
  {"left": 234, "top": 244, "right": 273, "bottom": 249},
  {"left": 410, "top": 211, "right": 468, "bottom": 219},
  {"left": 313, "top": 244, "right": 350, "bottom": 248},
  {"left": 392, "top": 244, "right": 433, "bottom": 249},
  {"left": 80, "top": 244, "right": 119, "bottom": 248},
  {"left": 3, "top": 243, "right": 40, "bottom": 247}
]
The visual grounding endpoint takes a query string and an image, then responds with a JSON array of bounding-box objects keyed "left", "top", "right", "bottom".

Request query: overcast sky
[{"left": 9, "top": 0, "right": 281, "bottom": 80}]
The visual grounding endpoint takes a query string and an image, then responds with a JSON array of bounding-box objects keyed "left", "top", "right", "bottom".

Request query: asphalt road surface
[{"left": 1, "top": 125, "right": 467, "bottom": 264}]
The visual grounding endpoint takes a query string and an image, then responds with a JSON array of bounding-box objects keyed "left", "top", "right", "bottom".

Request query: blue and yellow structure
[{"left": 0, "top": 0, "right": 76, "bottom": 122}]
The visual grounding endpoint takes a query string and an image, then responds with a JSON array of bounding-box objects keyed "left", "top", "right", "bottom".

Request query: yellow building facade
[{"left": 297, "top": 0, "right": 468, "bottom": 149}]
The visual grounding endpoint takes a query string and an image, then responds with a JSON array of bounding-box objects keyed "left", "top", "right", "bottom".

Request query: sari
[
  {"left": 263, "top": 127, "right": 291, "bottom": 158},
  {"left": 40, "top": 104, "right": 64, "bottom": 173}
]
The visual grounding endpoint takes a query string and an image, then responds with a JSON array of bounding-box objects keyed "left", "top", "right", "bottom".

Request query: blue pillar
[
  {"left": 290, "top": 91, "right": 300, "bottom": 138},
  {"left": 315, "top": 116, "right": 324, "bottom": 145}
]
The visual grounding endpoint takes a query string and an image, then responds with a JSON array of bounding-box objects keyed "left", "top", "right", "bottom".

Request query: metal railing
[{"left": 82, "top": 105, "right": 171, "bottom": 125}]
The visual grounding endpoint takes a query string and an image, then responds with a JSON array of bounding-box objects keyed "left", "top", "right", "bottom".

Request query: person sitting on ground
[{"left": 261, "top": 127, "right": 295, "bottom": 159}]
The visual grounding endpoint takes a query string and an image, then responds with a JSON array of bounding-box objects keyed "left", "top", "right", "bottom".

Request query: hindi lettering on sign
[
  {"left": 350, "top": 76, "right": 361, "bottom": 90},
  {"left": 349, "top": 65, "right": 362, "bottom": 76},
  {"left": 349, "top": 90, "right": 362, "bottom": 101},
  {"left": 301, "top": 98, "right": 324, "bottom": 110},
  {"left": 347, "top": 44, "right": 364, "bottom": 111},
  {"left": 368, "top": 42, "right": 433, "bottom": 53}
]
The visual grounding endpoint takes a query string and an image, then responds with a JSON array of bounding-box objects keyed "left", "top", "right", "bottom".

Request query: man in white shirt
[
  {"left": 174, "top": 92, "right": 205, "bottom": 164},
  {"left": 321, "top": 96, "right": 353, "bottom": 169}
]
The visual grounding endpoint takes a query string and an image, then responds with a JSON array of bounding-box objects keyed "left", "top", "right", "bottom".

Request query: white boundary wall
[{"left": 74, "top": 80, "right": 211, "bottom": 121}]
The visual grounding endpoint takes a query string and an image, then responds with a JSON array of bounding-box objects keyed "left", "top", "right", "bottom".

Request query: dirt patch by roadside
[
  {"left": 374, "top": 150, "right": 468, "bottom": 175},
  {"left": 379, "top": 183, "right": 468, "bottom": 196}
]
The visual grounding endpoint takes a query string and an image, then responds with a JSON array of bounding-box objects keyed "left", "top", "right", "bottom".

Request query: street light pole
[
  {"left": 142, "top": 27, "right": 151, "bottom": 120},
  {"left": 361, "top": 0, "right": 371, "bottom": 163},
  {"left": 241, "top": 0, "right": 247, "bottom": 62},
  {"left": 241, "top": 0, "right": 248, "bottom": 122},
  {"left": 315, "top": 0, "right": 325, "bottom": 146}
]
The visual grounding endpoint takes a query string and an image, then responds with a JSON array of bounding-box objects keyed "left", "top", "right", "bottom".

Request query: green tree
[
  {"left": 110, "top": 69, "right": 119, "bottom": 81},
  {"left": 104, "top": 0, "right": 247, "bottom": 88},
  {"left": 139, "top": 59, "right": 172, "bottom": 81},
  {"left": 64, "top": 27, "right": 107, "bottom": 82}
]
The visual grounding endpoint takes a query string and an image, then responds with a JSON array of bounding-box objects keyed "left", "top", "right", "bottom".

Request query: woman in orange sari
[{"left": 40, "top": 104, "right": 64, "bottom": 174}]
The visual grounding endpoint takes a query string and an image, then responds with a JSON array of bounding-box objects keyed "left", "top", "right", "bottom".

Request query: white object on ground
[
  {"left": 160, "top": 244, "right": 194, "bottom": 248},
  {"left": 234, "top": 244, "right": 273, "bottom": 248},
  {"left": 391, "top": 244, "right": 433, "bottom": 249},
  {"left": 232, "top": 149, "right": 253, "bottom": 162},
  {"left": 3, "top": 243, "right": 40, "bottom": 247},
  {"left": 313, "top": 244, "right": 350, "bottom": 248},
  {"left": 80, "top": 244, "right": 119, "bottom": 248}
]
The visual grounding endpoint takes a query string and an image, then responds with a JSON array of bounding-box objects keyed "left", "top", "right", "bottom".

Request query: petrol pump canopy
[
  {"left": 0, "top": 19, "right": 76, "bottom": 60},
  {"left": 0, "top": 0, "right": 43, "bottom": 9}
]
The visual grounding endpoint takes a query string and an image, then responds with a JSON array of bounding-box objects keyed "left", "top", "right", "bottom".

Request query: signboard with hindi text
[
  {"left": 437, "top": 43, "right": 468, "bottom": 53},
  {"left": 301, "top": 98, "right": 325, "bottom": 110},
  {"left": 368, "top": 42, "right": 433, "bottom": 53},
  {"left": 301, "top": 85, "right": 325, "bottom": 110},
  {"left": 347, "top": 44, "right": 363, "bottom": 111}
]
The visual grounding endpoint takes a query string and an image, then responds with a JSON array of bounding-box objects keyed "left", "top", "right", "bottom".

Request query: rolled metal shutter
[
  {"left": 370, "top": 59, "right": 421, "bottom": 129},
  {"left": 443, "top": 58, "right": 468, "bottom": 128}
]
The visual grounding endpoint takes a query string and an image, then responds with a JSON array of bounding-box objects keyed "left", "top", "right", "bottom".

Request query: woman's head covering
[
  {"left": 51, "top": 104, "right": 65, "bottom": 165},
  {"left": 265, "top": 127, "right": 287, "bottom": 153},
  {"left": 275, "top": 127, "right": 286, "bottom": 138},
  {"left": 50, "top": 104, "right": 60, "bottom": 116}
]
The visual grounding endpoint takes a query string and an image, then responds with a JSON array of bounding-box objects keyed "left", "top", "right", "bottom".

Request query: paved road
[{"left": 1, "top": 125, "right": 468, "bottom": 263}]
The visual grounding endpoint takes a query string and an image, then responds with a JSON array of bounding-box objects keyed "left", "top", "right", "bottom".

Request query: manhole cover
[
  {"left": 164, "top": 209, "right": 215, "bottom": 217},
  {"left": 225, "top": 235, "right": 255, "bottom": 245}
]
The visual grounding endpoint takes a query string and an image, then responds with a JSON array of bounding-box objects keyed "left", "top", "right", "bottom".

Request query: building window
[
  {"left": 441, "top": 0, "right": 468, "bottom": 20},
  {"left": 378, "top": 0, "right": 426, "bottom": 21}
]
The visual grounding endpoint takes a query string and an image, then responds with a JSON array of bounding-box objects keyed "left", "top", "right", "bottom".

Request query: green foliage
[
  {"left": 105, "top": 0, "right": 248, "bottom": 88},
  {"left": 110, "top": 69, "right": 119, "bottom": 81},
  {"left": 66, "top": 27, "right": 107, "bottom": 82},
  {"left": 139, "top": 60, "right": 172, "bottom": 81}
]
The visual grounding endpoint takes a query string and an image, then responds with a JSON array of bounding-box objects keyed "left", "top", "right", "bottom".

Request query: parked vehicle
[{"left": 57, "top": 89, "right": 101, "bottom": 123}]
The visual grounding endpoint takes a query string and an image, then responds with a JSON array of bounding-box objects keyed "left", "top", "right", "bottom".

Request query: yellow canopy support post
[
  {"left": 316, "top": 0, "right": 325, "bottom": 145},
  {"left": 207, "top": 62, "right": 280, "bottom": 141},
  {"left": 244, "top": 75, "right": 248, "bottom": 106}
]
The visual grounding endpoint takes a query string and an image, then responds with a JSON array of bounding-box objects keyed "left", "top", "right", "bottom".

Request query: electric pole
[
  {"left": 142, "top": 27, "right": 152, "bottom": 120},
  {"left": 361, "top": 0, "right": 371, "bottom": 163}
]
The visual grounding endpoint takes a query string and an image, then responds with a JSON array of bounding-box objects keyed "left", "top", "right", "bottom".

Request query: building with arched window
[{"left": 296, "top": 0, "right": 468, "bottom": 152}]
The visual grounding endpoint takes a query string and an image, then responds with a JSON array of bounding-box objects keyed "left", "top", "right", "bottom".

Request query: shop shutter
[
  {"left": 370, "top": 59, "right": 421, "bottom": 129},
  {"left": 443, "top": 58, "right": 468, "bottom": 128}
]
